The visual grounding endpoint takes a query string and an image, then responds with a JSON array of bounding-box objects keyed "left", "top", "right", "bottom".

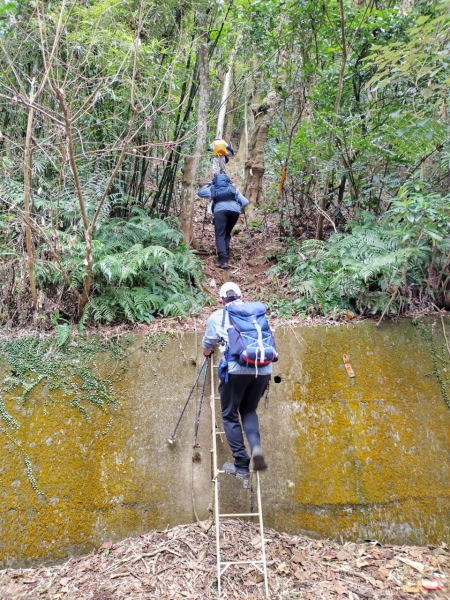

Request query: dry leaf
[
  {"left": 59, "top": 578, "right": 69, "bottom": 586},
  {"left": 396, "top": 556, "right": 425, "bottom": 573},
  {"left": 430, "top": 557, "right": 439, "bottom": 567},
  {"left": 433, "top": 548, "right": 448, "bottom": 556},
  {"left": 331, "top": 583, "right": 347, "bottom": 594},
  {"left": 401, "top": 584, "right": 421, "bottom": 593},
  {"left": 292, "top": 552, "right": 303, "bottom": 564},
  {"left": 337, "top": 550, "right": 351, "bottom": 561},
  {"left": 355, "top": 559, "right": 370, "bottom": 568},
  {"left": 98, "top": 540, "right": 113, "bottom": 552},
  {"left": 386, "top": 559, "right": 401, "bottom": 568},
  {"left": 376, "top": 567, "right": 390, "bottom": 579},
  {"left": 276, "top": 562, "right": 290, "bottom": 575}
]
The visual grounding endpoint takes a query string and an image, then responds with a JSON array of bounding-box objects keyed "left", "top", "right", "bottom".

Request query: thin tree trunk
[
  {"left": 23, "top": 79, "right": 38, "bottom": 311},
  {"left": 216, "top": 37, "right": 241, "bottom": 139},
  {"left": 224, "top": 91, "right": 236, "bottom": 142},
  {"left": 22, "top": 0, "right": 68, "bottom": 312},
  {"left": 242, "top": 89, "right": 279, "bottom": 218},
  {"left": 234, "top": 86, "right": 248, "bottom": 164},
  {"left": 179, "top": 43, "right": 210, "bottom": 246},
  {"left": 316, "top": 0, "right": 347, "bottom": 240},
  {"left": 53, "top": 0, "right": 143, "bottom": 318},
  {"left": 279, "top": 111, "right": 303, "bottom": 235}
]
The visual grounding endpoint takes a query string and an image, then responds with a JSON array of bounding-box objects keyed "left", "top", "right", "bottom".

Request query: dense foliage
[{"left": 1, "top": 0, "right": 450, "bottom": 328}]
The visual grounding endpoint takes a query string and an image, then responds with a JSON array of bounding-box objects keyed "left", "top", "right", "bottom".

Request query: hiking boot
[
  {"left": 222, "top": 462, "right": 249, "bottom": 479},
  {"left": 252, "top": 446, "right": 268, "bottom": 471},
  {"left": 215, "top": 261, "right": 229, "bottom": 269}
]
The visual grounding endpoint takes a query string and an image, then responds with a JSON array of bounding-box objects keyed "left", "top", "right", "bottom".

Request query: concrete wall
[{"left": 1, "top": 317, "right": 449, "bottom": 567}]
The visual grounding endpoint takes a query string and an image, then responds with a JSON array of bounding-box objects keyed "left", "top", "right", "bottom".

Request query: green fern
[{"left": 270, "top": 207, "right": 438, "bottom": 316}]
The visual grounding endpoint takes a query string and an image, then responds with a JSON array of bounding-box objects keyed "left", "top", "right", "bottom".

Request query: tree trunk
[
  {"left": 224, "top": 91, "right": 236, "bottom": 142},
  {"left": 216, "top": 37, "right": 241, "bottom": 139},
  {"left": 179, "top": 43, "right": 209, "bottom": 246},
  {"left": 234, "top": 88, "right": 248, "bottom": 164},
  {"left": 243, "top": 89, "right": 279, "bottom": 218},
  {"left": 23, "top": 79, "right": 38, "bottom": 311},
  {"left": 316, "top": 0, "right": 347, "bottom": 240}
]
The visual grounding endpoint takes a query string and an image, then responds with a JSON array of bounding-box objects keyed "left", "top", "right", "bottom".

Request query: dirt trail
[{"left": 192, "top": 162, "right": 280, "bottom": 305}]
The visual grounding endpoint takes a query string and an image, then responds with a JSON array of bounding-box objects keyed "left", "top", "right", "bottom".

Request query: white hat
[{"left": 220, "top": 282, "right": 242, "bottom": 300}]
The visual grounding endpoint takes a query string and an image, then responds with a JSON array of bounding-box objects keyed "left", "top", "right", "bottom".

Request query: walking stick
[
  {"left": 193, "top": 357, "right": 209, "bottom": 448},
  {"left": 200, "top": 200, "right": 208, "bottom": 245},
  {"left": 168, "top": 357, "right": 207, "bottom": 444}
]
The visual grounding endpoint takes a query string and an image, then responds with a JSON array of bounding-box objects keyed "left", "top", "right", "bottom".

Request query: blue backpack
[
  {"left": 222, "top": 302, "right": 278, "bottom": 372},
  {"left": 210, "top": 174, "right": 237, "bottom": 203}
]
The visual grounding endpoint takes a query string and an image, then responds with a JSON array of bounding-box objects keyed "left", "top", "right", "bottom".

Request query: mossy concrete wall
[{"left": 1, "top": 317, "right": 449, "bottom": 568}]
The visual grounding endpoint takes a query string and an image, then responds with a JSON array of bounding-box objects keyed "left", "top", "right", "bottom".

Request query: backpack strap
[
  {"left": 220, "top": 306, "right": 230, "bottom": 362},
  {"left": 221, "top": 305, "right": 227, "bottom": 328}
]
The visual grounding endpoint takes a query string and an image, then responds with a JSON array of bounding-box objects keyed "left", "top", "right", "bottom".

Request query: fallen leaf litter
[{"left": 1, "top": 519, "right": 449, "bottom": 599}]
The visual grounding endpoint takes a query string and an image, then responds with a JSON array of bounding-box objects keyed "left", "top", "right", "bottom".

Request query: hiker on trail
[
  {"left": 197, "top": 175, "right": 249, "bottom": 270},
  {"left": 202, "top": 282, "right": 276, "bottom": 479},
  {"left": 207, "top": 138, "right": 235, "bottom": 175}
]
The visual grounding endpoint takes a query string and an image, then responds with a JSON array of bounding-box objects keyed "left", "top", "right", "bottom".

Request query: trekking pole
[
  {"left": 193, "top": 356, "right": 209, "bottom": 448},
  {"left": 168, "top": 357, "right": 207, "bottom": 444},
  {"left": 200, "top": 200, "right": 208, "bottom": 245},
  {"left": 243, "top": 212, "right": 254, "bottom": 251}
]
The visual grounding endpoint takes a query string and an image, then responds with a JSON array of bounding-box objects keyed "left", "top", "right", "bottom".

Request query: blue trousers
[{"left": 218, "top": 373, "right": 271, "bottom": 469}]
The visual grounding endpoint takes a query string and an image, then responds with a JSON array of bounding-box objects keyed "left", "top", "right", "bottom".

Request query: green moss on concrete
[
  {"left": 270, "top": 318, "right": 450, "bottom": 544},
  {"left": 0, "top": 333, "right": 192, "bottom": 568},
  {"left": 1, "top": 318, "right": 450, "bottom": 566}
]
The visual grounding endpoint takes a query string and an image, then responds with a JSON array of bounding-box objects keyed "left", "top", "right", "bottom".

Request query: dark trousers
[
  {"left": 213, "top": 210, "right": 240, "bottom": 263},
  {"left": 218, "top": 373, "right": 271, "bottom": 469}
]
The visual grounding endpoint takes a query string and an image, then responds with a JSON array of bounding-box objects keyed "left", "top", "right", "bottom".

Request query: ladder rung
[
  {"left": 220, "top": 560, "right": 264, "bottom": 566},
  {"left": 210, "top": 356, "right": 269, "bottom": 597},
  {"left": 219, "top": 512, "right": 260, "bottom": 517},
  {"left": 215, "top": 469, "right": 259, "bottom": 475}
]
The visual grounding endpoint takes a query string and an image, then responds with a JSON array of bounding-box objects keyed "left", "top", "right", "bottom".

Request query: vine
[
  {"left": 0, "top": 333, "right": 132, "bottom": 495},
  {"left": 412, "top": 318, "right": 450, "bottom": 409},
  {"left": 0, "top": 426, "right": 44, "bottom": 496}
]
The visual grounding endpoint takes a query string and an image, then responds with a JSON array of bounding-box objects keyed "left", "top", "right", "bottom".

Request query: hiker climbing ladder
[{"left": 209, "top": 356, "right": 270, "bottom": 597}]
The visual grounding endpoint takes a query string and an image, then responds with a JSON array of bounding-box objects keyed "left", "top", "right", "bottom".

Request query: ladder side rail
[
  {"left": 210, "top": 356, "right": 222, "bottom": 596},
  {"left": 210, "top": 354, "right": 269, "bottom": 598},
  {"left": 256, "top": 471, "right": 270, "bottom": 597}
]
